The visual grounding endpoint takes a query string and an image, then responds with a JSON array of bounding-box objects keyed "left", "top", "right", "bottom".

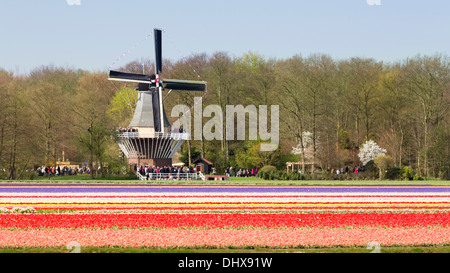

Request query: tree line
[{"left": 0, "top": 51, "right": 448, "bottom": 180}]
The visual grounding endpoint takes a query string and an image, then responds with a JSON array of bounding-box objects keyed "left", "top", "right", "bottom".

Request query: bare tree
[
  {"left": 401, "top": 55, "right": 450, "bottom": 177},
  {"left": 72, "top": 73, "right": 116, "bottom": 179}
]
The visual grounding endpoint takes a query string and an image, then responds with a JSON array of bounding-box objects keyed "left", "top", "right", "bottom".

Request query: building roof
[{"left": 193, "top": 157, "right": 213, "bottom": 165}]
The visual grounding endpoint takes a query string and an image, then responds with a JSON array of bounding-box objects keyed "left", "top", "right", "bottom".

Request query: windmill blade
[
  {"left": 137, "top": 83, "right": 150, "bottom": 91},
  {"left": 162, "top": 79, "right": 207, "bottom": 92},
  {"left": 154, "top": 28, "right": 162, "bottom": 74},
  {"left": 109, "top": 70, "right": 155, "bottom": 84}
]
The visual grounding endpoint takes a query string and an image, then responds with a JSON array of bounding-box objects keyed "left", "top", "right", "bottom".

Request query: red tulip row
[{"left": 1, "top": 212, "right": 448, "bottom": 229}]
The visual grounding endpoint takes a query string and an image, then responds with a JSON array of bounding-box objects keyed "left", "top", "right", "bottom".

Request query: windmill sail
[
  {"left": 154, "top": 28, "right": 163, "bottom": 75},
  {"left": 109, "top": 70, "right": 155, "bottom": 83},
  {"left": 163, "top": 79, "right": 207, "bottom": 91}
]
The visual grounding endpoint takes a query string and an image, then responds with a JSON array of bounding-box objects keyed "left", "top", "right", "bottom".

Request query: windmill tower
[{"left": 109, "top": 28, "right": 206, "bottom": 168}]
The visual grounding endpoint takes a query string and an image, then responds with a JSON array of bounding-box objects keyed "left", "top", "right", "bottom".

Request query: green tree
[
  {"left": 346, "top": 58, "right": 383, "bottom": 143},
  {"left": 235, "top": 141, "right": 280, "bottom": 170},
  {"left": 0, "top": 70, "right": 14, "bottom": 172},
  {"left": 400, "top": 54, "right": 450, "bottom": 177},
  {"left": 276, "top": 56, "right": 309, "bottom": 173},
  {"left": 206, "top": 52, "right": 237, "bottom": 162},
  {"left": 72, "top": 73, "right": 115, "bottom": 179},
  {"left": 27, "top": 66, "right": 81, "bottom": 167},
  {"left": 374, "top": 154, "right": 395, "bottom": 180},
  {"left": 107, "top": 85, "right": 138, "bottom": 127},
  {"left": 1, "top": 77, "right": 31, "bottom": 179}
]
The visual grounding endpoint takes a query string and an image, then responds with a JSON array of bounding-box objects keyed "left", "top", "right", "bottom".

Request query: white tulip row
[{"left": 1, "top": 196, "right": 449, "bottom": 204}]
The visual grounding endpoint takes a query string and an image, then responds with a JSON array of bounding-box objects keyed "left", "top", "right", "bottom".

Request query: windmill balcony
[{"left": 116, "top": 129, "right": 190, "bottom": 140}]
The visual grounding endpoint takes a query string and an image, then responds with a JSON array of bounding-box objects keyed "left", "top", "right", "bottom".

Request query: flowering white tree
[
  {"left": 358, "top": 140, "right": 387, "bottom": 166},
  {"left": 291, "top": 131, "right": 315, "bottom": 160},
  {"left": 291, "top": 145, "right": 302, "bottom": 155}
]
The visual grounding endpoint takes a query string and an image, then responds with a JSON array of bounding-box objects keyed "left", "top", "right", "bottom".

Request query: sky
[{"left": 0, "top": 0, "right": 449, "bottom": 75}]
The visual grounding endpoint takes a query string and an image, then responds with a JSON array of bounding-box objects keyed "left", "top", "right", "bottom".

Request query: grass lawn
[{"left": 2, "top": 175, "right": 449, "bottom": 185}]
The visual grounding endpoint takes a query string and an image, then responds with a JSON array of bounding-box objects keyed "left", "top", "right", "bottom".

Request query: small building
[
  {"left": 193, "top": 157, "right": 213, "bottom": 174},
  {"left": 56, "top": 161, "right": 81, "bottom": 171}
]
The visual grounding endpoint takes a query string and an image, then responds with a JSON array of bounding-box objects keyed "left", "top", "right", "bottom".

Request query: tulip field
[{"left": 0, "top": 182, "right": 449, "bottom": 252}]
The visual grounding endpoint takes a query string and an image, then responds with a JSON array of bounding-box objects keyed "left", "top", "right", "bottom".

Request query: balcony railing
[{"left": 117, "top": 131, "right": 190, "bottom": 140}]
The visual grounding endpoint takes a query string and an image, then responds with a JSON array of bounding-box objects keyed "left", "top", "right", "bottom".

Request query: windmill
[{"left": 109, "top": 28, "right": 206, "bottom": 169}]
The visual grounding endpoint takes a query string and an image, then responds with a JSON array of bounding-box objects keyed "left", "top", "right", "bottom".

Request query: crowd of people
[
  {"left": 225, "top": 167, "right": 258, "bottom": 177},
  {"left": 36, "top": 166, "right": 91, "bottom": 176},
  {"left": 7, "top": 163, "right": 260, "bottom": 180},
  {"left": 294, "top": 166, "right": 366, "bottom": 177},
  {"left": 327, "top": 166, "right": 366, "bottom": 175},
  {"left": 137, "top": 165, "right": 195, "bottom": 175},
  {"left": 117, "top": 127, "right": 190, "bottom": 134},
  {"left": 117, "top": 127, "right": 139, "bottom": 133},
  {"left": 135, "top": 165, "right": 260, "bottom": 180}
]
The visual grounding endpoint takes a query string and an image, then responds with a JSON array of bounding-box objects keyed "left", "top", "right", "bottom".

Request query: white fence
[{"left": 137, "top": 171, "right": 199, "bottom": 181}]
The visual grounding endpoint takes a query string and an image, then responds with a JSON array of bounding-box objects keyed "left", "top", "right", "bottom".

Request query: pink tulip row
[{"left": 0, "top": 227, "right": 448, "bottom": 248}]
